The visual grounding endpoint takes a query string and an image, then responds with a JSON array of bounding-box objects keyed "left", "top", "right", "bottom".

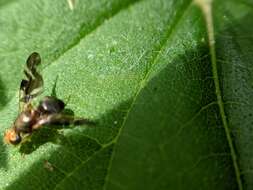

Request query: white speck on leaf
[{"left": 67, "top": 0, "right": 75, "bottom": 10}]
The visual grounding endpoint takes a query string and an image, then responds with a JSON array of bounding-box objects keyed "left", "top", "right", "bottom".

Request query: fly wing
[
  {"left": 19, "top": 52, "right": 44, "bottom": 111},
  {"left": 26, "top": 52, "right": 41, "bottom": 69}
]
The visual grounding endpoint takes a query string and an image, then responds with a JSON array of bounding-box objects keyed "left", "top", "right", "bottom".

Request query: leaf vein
[
  {"left": 164, "top": 101, "right": 218, "bottom": 145},
  {"left": 196, "top": 1, "right": 243, "bottom": 189},
  {"left": 102, "top": 1, "right": 193, "bottom": 189},
  {"left": 53, "top": 146, "right": 105, "bottom": 190},
  {"left": 42, "top": 0, "right": 143, "bottom": 70}
]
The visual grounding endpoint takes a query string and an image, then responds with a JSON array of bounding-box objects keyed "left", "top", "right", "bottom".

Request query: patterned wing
[{"left": 19, "top": 52, "right": 44, "bottom": 110}]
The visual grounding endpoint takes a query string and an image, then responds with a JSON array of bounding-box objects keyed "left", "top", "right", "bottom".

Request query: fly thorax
[{"left": 14, "top": 110, "right": 36, "bottom": 133}]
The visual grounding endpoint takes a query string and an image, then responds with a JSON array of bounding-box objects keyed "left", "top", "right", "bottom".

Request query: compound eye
[
  {"left": 4, "top": 129, "right": 22, "bottom": 145},
  {"left": 9, "top": 133, "right": 22, "bottom": 145}
]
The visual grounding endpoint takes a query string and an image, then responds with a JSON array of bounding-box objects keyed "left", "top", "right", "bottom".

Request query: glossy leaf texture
[{"left": 0, "top": 0, "right": 252, "bottom": 189}]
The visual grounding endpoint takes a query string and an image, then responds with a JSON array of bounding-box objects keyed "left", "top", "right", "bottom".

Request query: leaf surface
[{"left": 0, "top": 0, "right": 252, "bottom": 189}]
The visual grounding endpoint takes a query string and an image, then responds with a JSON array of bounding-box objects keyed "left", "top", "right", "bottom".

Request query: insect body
[{"left": 4, "top": 52, "right": 75, "bottom": 145}]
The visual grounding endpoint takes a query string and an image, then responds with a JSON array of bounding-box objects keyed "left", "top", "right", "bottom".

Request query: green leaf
[{"left": 0, "top": 0, "right": 252, "bottom": 189}]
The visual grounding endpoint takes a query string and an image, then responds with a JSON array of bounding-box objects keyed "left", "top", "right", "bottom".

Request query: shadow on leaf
[
  {"left": 5, "top": 99, "right": 129, "bottom": 190},
  {"left": 0, "top": 76, "right": 8, "bottom": 110},
  {"left": 0, "top": 139, "right": 7, "bottom": 169},
  {"left": 0, "top": 76, "right": 8, "bottom": 168}
]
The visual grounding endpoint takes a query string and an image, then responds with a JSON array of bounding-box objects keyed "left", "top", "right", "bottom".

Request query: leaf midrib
[{"left": 198, "top": 1, "right": 243, "bottom": 189}]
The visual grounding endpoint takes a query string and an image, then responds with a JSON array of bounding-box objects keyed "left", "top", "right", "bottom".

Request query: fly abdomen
[{"left": 37, "top": 96, "right": 65, "bottom": 114}]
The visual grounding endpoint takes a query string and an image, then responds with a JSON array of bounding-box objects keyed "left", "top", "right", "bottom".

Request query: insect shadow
[{"left": 19, "top": 77, "right": 95, "bottom": 154}]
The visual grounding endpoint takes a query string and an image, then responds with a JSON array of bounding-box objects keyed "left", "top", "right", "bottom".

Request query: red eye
[
  {"left": 4, "top": 129, "right": 22, "bottom": 145},
  {"left": 10, "top": 134, "right": 22, "bottom": 145}
]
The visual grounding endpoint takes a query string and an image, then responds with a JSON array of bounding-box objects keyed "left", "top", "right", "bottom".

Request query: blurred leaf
[{"left": 0, "top": 0, "right": 252, "bottom": 189}]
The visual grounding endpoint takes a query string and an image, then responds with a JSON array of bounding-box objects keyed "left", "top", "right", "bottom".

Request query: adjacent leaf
[{"left": 0, "top": 0, "right": 252, "bottom": 189}]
